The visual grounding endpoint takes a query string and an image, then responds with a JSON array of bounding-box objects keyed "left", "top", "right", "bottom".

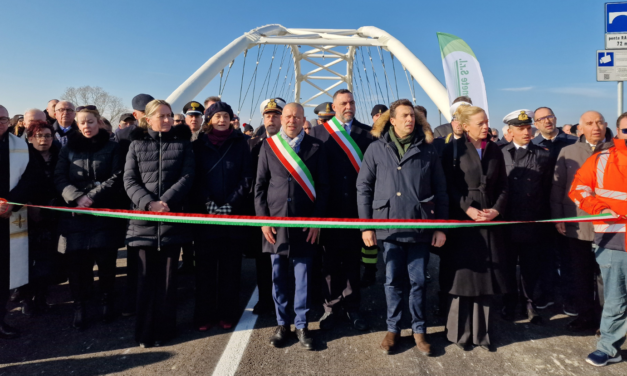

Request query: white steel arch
[{"left": 166, "top": 24, "right": 452, "bottom": 121}]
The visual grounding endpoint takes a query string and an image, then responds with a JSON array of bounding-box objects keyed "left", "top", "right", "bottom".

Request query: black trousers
[
  {"left": 503, "top": 241, "right": 548, "bottom": 311},
  {"left": 256, "top": 243, "right": 273, "bottom": 306},
  {"left": 0, "top": 288, "right": 8, "bottom": 321},
  {"left": 322, "top": 230, "right": 362, "bottom": 313},
  {"left": 181, "top": 242, "right": 194, "bottom": 268},
  {"left": 66, "top": 248, "right": 117, "bottom": 301},
  {"left": 123, "top": 246, "right": 139, "bottom": 313},
  {"left": 567, "top": 237, "right": 598, "bottom": 320},
  {"left": 135, "top": 246, "right": 179, "bottom": 345},
  {"left": 194, "top": 237, "right": 242, "bottom": 325},
  {"left": 539, "top": 233, "right": 567, "bottom": 301}
]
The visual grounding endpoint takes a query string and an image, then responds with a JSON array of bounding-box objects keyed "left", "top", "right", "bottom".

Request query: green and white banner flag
[{"left": 437, "top": 32, "right": 490, "bottom": 119}]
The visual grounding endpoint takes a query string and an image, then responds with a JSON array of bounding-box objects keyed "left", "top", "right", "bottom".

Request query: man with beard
[
  {"left": 0, "top": 104, "right": 43, "bottom": 339},
  {"left": 52, "top": 101, "right": 77, "bottom": 146},
  {"left": 248, "top": 98, "right": 284, "bottom": 315},
  {"left": 309, "top": 89, "right": 374, "bottom": 332}
]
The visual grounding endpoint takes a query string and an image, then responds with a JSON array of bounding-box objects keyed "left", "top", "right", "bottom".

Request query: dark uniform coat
[
  {"left": 531, "top": 129, "right": 577, "bottom": 166},
  {"left": 500, "top": 142, "right": 553, "bottom": 243},
  {"left": 440, "top": 138, "right": 511, "bottom": 296},
  {"left": 309, "top": 118, "right": 374, "bottom": 242},
  {"left": 54, "top": 129, "right": 125, "bottom": 252},
  {"left": 254, "top": 134, "right": 330, "bottom": 258}
]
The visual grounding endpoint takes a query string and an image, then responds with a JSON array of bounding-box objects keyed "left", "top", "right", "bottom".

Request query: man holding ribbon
[
  {"left": 255, "top": 102, "right": 330, "bottom": 350},
  {"left": 0, "top": 104, "right": 43, "bottom": 339},
  {"left": 309, "top": 89, "right": 375, "bottom": 332}
]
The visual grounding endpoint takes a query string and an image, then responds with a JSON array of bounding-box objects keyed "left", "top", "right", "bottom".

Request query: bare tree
[{"left": 61, "top": 86, "right": 130, "bottom": 127}]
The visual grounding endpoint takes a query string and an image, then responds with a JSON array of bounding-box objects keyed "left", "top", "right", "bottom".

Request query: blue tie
[{"left": 344, "top": 124, "right": 350, "bottom": 133}]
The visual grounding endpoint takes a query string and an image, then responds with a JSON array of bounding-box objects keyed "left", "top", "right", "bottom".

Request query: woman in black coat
[
  {"left": 54, "top": 107, "right": 125, "bottom": 330},
  {"left": 124, "top": 99, "right": 195, "bottom": 348},
  {"left": 440, "top": 105, "right": 509, "bottom": 350},
  {"left": 19, "top": 121, "right": 63, "bottom": 315},
  {"left": 192, "top": 102, "right": 253, "bottom": 330}
]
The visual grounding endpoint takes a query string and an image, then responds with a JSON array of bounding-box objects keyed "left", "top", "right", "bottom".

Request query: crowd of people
[{"left": 0, "top": 88, "right": 626, "bottom": 367}]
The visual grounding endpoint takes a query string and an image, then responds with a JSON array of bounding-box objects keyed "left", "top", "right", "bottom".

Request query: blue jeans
[
  {"left": 595, "top": 247, "right": 627, "bottom": 357},
  {"left": 382, "top": 241, "right": 430, "bottom": 334},
  {"left": 270, "top": 254, "right": 312, "bottom": 329}
]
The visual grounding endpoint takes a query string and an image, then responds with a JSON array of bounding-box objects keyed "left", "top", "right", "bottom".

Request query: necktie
[
  {"left": 344, "top": 124, "right": 350, "bottom": 133},
  {"left": 514, "top": 148, "right": 526, "bottom": 162}
]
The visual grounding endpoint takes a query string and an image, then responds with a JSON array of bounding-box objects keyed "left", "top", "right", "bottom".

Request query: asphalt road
[{"left": 0, "top": 249, "right": 626, "bottom": 376}]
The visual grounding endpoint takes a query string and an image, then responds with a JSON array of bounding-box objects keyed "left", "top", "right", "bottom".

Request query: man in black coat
[
  {"left": 356, "top": 100, "right": 448, "bottom": 355},
  {"left": 499, "top": 110, "right": 553, "bottom": 325},
  {"left": 255, "top": 103, "right": 330, "bottom": 350},
  {"left": 309, "top": 89, "right": 374, "bottom": 332},
  {"left": 115, "top": 93, "right": 154, "bottom": 316},
  {"left": 530, "top": 106, "right": 577, "bottom": 310},
  {"left": 52, "top": 101, "right": 78, "bottom": 146},
  {"left": 248, "top": 98, "right": 284, "bottom": 315}
]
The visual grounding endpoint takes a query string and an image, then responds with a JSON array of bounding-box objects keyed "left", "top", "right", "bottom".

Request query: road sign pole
[{"left": 620, "top": 81, "right": 624, "bottom": 116}]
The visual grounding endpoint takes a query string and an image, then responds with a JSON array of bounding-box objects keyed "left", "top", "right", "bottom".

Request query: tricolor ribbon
[
  {"left": 0, "top": 198, "right": 616, "bottom": 230},
  {"left": 323, "top": 116, "right": 364, "bottom": 173}
]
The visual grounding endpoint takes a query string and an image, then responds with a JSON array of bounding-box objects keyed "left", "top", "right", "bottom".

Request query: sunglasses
[
  {"left": 621, "top": 128, "right": 627, "bottom": 135},
  {"left": 76, "top": 105, "right": 98, "bottom": 112}
]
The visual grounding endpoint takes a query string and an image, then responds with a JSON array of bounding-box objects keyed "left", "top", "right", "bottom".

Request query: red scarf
[{"left": 206, "top": 128, "right": 233, "bottom": 147}]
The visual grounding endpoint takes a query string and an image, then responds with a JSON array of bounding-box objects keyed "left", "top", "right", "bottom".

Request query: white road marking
[{"left": 211, "top": 287, "right": 260, "bottom": 376}]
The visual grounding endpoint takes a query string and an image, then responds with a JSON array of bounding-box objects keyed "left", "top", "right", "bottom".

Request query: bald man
[
  {"left": 551, "top": 110, "right": 610, "bottom": 332},
  {"left": 45, "top": 99, "right": 59, "bottom": 126}
]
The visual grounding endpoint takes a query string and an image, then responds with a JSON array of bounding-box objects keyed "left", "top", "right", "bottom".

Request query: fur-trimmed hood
[
  {"left": 66, "top": 128, "right": 111, "bottom": 153},
  {"left": 130, "top": 124, "right": 193, "bottom": 142},
  {"left": 370, "top": 107, "right": 434, "bottom": 144}
]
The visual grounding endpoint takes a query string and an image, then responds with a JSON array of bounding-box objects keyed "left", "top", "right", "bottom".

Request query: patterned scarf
[{"left": 279, "top": 127, "right": 305, "bottom": 153}]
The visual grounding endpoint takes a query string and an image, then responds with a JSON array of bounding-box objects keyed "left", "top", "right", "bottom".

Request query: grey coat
[
  {"left": 54, "top": 129, "right": 125, "bottom": 252},
  {"left": 550, "top": 133, "right": 612, "bottom": 241}
]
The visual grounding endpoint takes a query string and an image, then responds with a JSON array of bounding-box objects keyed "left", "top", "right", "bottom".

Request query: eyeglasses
[
  {"left": 535, "top": 115, "right": 556, "bottom": 123},
  {"left": 0, "top": 117, "right": 10, "bottom": 125},
  {"left": 491, "top": 135, "right": 498, "bottom": 139},
  {"left": 35, "top": 134, "right": 53, "bottom": 140},
  {"left": 56, "top": 108, "right": 75, "bottom": 113},
  {"left": 76, "top": 105, "right": 97, "bottom": 112}
]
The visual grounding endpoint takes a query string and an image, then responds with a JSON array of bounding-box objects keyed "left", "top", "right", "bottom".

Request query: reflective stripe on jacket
[{"left": 568, "top": 140, "right": 627, "bottom": 251}]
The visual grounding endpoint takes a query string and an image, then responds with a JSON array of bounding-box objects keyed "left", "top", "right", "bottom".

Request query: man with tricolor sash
[
  {"left": 309, "top": 89, "right": 376, "bottom": 332},
  {"left": 0, "top": 104, "right": 43, "bottom": 339},
  {"left": 255, "top": 102, "right": 330, "bottom": 350}
]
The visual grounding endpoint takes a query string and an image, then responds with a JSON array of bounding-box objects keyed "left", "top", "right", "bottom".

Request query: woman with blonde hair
[
  {"left": 124, "top": 99, "right": 195, "bottom": 347},
  {"left": 54, "top": 105, "right": 125, "bottom": 330},
  {"left": 439, "top": 105, "right": 510, "bottom": 351}
]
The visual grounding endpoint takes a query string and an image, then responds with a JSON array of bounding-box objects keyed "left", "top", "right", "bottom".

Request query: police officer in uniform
[
  {"left": 371, "top": 104, "right": 388, "bottom": 124},
  {"left": 310, "top": 89, "right": 374, "bottom": 331},
  {"left": 182, "top": 101, "right": 205, "bottom": 142},
  {"left": 499, "top": 109, "right": 553, "bottom": 324},
  {"left": 313, "top": 102, "right": 335, "bottom": 125}
]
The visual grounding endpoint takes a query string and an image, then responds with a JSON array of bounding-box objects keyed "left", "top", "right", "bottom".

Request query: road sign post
[{"left": 605, "top": 3, "right": 627, "bottom": 115}]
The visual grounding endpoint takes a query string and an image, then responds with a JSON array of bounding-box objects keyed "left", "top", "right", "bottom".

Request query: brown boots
[
  {"left": 413, "top": 333, "right": 432, "bottom": 356},
  {"left": 380, "top": 332, "right": 400, "bottom": 354}
]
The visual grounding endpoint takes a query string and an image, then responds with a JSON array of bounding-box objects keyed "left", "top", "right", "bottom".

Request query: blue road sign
[
  {"left": 607, "top": 2, "right": 627, "bottom": 33},
  {"left": 599, "top": 51, "right": 615, "bottom": 66}
]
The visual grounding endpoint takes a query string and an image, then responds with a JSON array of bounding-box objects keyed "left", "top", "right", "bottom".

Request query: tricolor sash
[
  {"left": 267, "top": 134, "right": 316, "bottom": 202},
  {"left": 323, "top": 116, "right": 364, "bottom": 172},
  {"left": 8, "top": 133, "right": 29, "bottom": 289}
]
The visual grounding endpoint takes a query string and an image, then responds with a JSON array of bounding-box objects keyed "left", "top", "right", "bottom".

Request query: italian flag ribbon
[
  {"left": 266, "top": 134, "right": 316, "bottom": 201},
  {"left": 0, "top": 198, "right": 617, "bottom": 230},
  {"left": 323, "top": 116, "right": 364, "bottom": 172}
]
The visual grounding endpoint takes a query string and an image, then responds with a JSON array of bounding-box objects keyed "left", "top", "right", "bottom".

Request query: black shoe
[
  {"left": 21, "top": 299, "right": 34, "bottom": 317},
  {"left": 346, "top": 310, "right": 369, "bottom": 331},
  {"left": 269, "top": 325, "right": 290, "bottom": 348},
  {"left": 295, "top": 328, "right": 314, "bottom": 350},
  {"left": 73, "top": 301, "right": 87, "bottom": 330},
  {"left": 527, "top": 307, "right": 543, "bottom": 325},
  {"left": 566, "top": 316, "right": 597, "bottom": 332},
  {"left": 0, "top": 322, "right": 19, "bottom": 339},
  {"left": 101, "top": 293, "right": 115, "bottom": 323},
  {"left": 9, "top": 288, "right": 21, "bottom": 303},
  {"left": 500, "top": 307, "right": 515, "bottom": 321},
  {"left": 33, "top": 291, "right": 49, "bottom": 313},
  {"left": 318, "top": 311, "right": 337, "bottom": 331},
  {"left": 563, "top": 303, "right": 579, "bottom": 317},
  {"left": 252, "top": 300, "right": 274, "bottom": 315},
  {"left": 476, "top": 344, "right": 494, "bottom": 352},
  {"left": 360, "top": 267, "right": 376, "bottom": 288}
]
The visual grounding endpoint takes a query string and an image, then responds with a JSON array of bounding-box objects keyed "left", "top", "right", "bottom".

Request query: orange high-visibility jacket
[{"left": 569, "top": 140, "right": 627, "bottom": 252}]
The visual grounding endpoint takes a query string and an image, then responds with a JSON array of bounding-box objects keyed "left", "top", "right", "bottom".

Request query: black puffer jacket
[
  {"left": 191, "top": 130, "right": 253, "bottom": 240},
  {"left": 54, "top": 129, "right": 125, "bottom": 252},
  {"left": 124, "top": 125, "right": 195, "bottom": 248}
]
